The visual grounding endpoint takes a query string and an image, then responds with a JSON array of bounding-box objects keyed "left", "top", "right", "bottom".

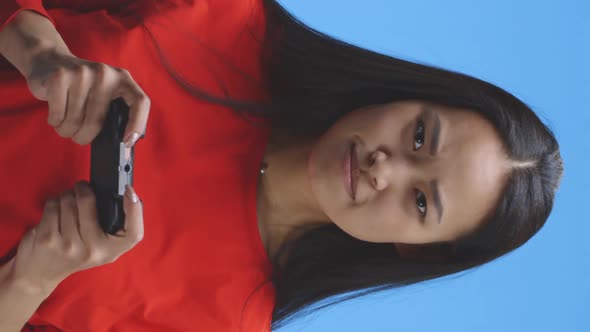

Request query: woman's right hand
[
  {"left": 0, "top": 181, "right": 144, "bottom": 296},
  {"left": 25, "top": 48, "right": 150, "bottom": 147}
]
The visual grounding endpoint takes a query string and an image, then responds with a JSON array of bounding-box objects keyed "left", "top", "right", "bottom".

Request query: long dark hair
[{"left": 120, "top": 0, "right": 563, "bottom": 330}]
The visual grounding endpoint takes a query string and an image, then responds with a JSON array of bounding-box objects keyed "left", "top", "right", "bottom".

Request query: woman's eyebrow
[
  {"left": 428, "top": 107, "right": 441, "bottom": 156},
  {"left": 430, "top": 179, "right": 444, "bottom": 224}
]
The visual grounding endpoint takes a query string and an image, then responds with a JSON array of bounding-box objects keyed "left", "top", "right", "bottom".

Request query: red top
[{"left": 0, "top": 1, "right": 276, "bottom": 331}]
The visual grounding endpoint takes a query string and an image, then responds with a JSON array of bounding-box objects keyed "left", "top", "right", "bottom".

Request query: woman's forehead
[{"left": 435, "top": 110, "right": 510, "bottom": 240}]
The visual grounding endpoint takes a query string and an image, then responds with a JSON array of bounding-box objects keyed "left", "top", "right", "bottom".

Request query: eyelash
[
  {"left": 413, "top": 118, "right": 425, "bottom": 151},
  {"left": 415, "top": 189, "right": 427, "bottom": 219},
  {"left": 413, "top": 118, "right": 428, "bottom": 219}
]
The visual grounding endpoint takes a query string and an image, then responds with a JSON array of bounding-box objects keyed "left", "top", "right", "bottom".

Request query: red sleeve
[
  {"left": 21, "top": 323, "right": 63, "bottom": 332},
  {"left": 0, "top": 0, "right": 57, "bottom": 31}
]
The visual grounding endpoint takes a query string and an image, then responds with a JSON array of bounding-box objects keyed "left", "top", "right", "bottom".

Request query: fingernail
[
  {"left": 124, "top": 132, "right": 140, "bottom": 148},
  {"left": 125, "top": 184, "right": 138, "bottom": 203}
]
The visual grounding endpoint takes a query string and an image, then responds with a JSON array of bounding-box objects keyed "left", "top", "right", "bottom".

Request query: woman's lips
[
  {"left": 344, "top": 142, "right": 358, "bottom": 201},
  {"left": 344, "top": 143, "right": 354, "bottom": 200}
]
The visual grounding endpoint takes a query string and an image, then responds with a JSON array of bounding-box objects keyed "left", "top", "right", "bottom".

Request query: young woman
[{"left": 0, "top": 0, "right": 563, "bottom": 331}]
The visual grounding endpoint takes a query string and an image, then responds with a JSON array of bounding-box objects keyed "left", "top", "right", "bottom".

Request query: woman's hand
[
  {"left": 25, "top": 48, "right": 150, "bottom": 147},
  {"left": 0, "top": 181, "right": 144, "bottom": 296}
]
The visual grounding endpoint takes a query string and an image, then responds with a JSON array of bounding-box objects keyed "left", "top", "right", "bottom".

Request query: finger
[
  {"left": 73, "top": 181, "right": 104, "bottom": 245},
  {"left": 36, "top": 199, "right": 60, "bottom": 240},
  {"left": 59, "top": 190, "right": 82, "bottom": 248},
  {"left": 114, "top": 185, "right": 144, "bottom": 249},
  {"left": 46, "top": 68, "right": 70, "bottom": 128},
  {"left": 72, "top": 64, "right": 113, "bottom": 146},
  {"left": 56, "top": 67, "right": 94, "bottom": 138},
  {"left": 116, "top": 71, "right": 150, "bottom": 148}
]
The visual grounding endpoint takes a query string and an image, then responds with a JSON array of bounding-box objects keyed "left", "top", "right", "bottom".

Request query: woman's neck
[{"left": 255, "top": 131, "right": 322, "bottom": 266}]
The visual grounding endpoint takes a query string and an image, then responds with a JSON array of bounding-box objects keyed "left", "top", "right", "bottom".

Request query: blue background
[{"left": 275, "top": 1, "right": 589, "bottom": 331}]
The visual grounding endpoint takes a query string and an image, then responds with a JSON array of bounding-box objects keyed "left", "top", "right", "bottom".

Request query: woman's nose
[{"left": 367, "top": 150, "right": 428, "bottom": 191}]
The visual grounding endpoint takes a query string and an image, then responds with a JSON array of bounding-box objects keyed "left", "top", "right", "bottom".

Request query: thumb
[
  {"left": 120, "top": 185, "right": 144, "bottom": 241},
  {"left": 26, "top": 76, "right": 50, "bottom": 102}
]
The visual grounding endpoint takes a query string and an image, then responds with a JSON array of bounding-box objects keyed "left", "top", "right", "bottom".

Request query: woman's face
[{"left": 307, "top": 100, "right": 511, "bottom": 246}]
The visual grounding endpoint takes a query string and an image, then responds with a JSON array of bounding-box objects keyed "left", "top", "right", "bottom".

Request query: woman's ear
[{"left": 394, "top": 242, "right": 451, "bottom": 263}]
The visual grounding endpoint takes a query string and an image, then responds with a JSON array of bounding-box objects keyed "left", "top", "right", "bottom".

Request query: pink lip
[{"left": 343, "top": 143, "right": 355, "bottom": 200}]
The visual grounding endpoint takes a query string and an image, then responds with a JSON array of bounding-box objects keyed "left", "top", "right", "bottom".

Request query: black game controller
[{"left": 90, "top": 97, "right": 141, "bottom": 235}]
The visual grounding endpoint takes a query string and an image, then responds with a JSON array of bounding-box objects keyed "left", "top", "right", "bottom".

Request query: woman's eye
[
  {"left": 414, "top": 119, "right": 425, "bottom": 151},
  {"left": 415, "top": 189, "right": 427, "bottom": 218}
]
